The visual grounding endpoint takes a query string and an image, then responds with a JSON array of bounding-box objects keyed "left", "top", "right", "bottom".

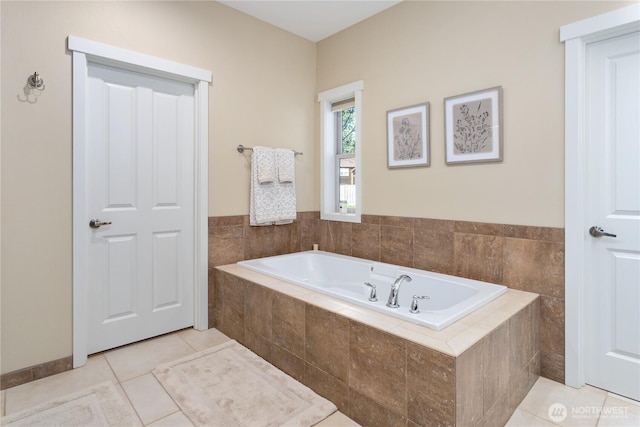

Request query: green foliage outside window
[{"left": 340, "top": 107, "right": 355, "bottom": 154}]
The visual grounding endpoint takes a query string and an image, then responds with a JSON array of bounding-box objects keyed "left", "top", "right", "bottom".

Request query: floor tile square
[
  {"left": 315, "top": 411, "right": 360, "bottom": 426},
  {"left": 4, "top": 355, "right": 117, "bottom": 415},
  {"left": 147, "top": 411, "right": 194, "bottom": 426},
  {"left": 597, "top": 395, "right": 640, "bottom": 427},
  {"left": 104, "top": 333, "right": 195, "bottom": 382},
  {"left": 518, "top": 377, "right": 607, "bottom": 426},
  {"left": 121, "top": 373, "right": 179, "bottom": 424},
  {"left": 506, "top": 408, "right": 557, "bottom": 426},
  {"left": 176, "top": 328, "right": 231, "bottom": 352}
]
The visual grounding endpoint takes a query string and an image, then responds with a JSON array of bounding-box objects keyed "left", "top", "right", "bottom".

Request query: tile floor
[{"left": 1, "top": 328, "right": 638, "bottom": 427}]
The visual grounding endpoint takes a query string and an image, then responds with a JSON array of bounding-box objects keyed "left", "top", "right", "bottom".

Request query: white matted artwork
[
  {"left": 444, "top": 86, "right": 503, "bottom": 164},
  {"left": 387, "top": 102, "right": 430, "bottom": 168}
]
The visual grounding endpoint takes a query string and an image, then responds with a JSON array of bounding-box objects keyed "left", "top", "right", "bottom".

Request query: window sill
[{"left": 320, "top": 212, "right": 361, "bottom": 224}]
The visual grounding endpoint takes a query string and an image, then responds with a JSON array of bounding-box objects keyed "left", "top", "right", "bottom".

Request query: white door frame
[
  {"left": 562, "top": 4, "right": 640, "bottom": 388},
  {"left": 68, "top": 36, "right": 211, "bottom": 368}
]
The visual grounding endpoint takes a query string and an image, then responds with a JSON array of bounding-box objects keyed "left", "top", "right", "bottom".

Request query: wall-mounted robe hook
[{"left": 27, "top": 72, "right": 45, "bottom": 91}]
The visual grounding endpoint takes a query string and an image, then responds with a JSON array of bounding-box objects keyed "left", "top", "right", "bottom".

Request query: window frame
[{"left": 318, "top": 80, "right": 363, "bottom": 223}]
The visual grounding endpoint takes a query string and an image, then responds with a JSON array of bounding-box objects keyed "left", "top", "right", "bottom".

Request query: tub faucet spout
[{"left": 386, "top": 274, "right": 412, "bottom": 308}]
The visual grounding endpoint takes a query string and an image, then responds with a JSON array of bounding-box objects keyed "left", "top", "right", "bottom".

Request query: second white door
[
  {"left": 85, "top": 62, "right": 196, "bottom": 354},
  {"left": 585, "top": 31, "right": 640, "bottom": 401}
]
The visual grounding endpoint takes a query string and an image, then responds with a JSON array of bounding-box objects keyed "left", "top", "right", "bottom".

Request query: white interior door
[
  {"left": 585, "top": 31, "right": 640, "bottom": 401},
  {"left": 71, "top": 36, "right": 210, "bottom": 368},
  {"left": 85, "top": 62, "right": 196, "bottom": 354}
]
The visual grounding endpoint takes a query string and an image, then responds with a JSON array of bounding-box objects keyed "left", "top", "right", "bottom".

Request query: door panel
[
  {"left": 85, "top": 62, "right": 195, "bottom": 354},
  {"left": 105, "top": 234, "right": 137, "bottom": 321},
  {"left": 585, "top": 31, "right": 640, "bottom": 400},
  {"left": 152, "top": 231, "right": 181, "bottom": 310}
]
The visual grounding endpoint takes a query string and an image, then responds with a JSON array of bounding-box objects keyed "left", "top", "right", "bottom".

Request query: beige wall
[
  {"left": 0, "top": 1, "right": 316, "bottom": 374},
  {"left": 0, "top": 0, "right": 632, "bottom": 375},
  {"left": 317, "top": 0, "right": 632, "bottom": 228}
]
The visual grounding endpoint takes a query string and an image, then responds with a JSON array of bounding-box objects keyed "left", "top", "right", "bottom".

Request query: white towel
[
  {"left": 250, "top": 148, "right": 296, "bottom": 226},
  {"left": 254, "top": 146, "right": 275, "bottom": 184},
  {"left": 276, "top": 148, "right": 295, "bottom": 183},
  {"left": 276, "top": 177, "right": 296, "bottom": 224}
]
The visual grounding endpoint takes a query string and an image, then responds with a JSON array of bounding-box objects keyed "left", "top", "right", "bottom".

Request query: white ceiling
[{"left": 218, "top": 1, "right": 403, "bottom": 42}]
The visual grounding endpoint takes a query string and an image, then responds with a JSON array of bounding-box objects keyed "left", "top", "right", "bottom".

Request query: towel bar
[{"left": 237, "top": 144, "right": 302, "bottom": 156}]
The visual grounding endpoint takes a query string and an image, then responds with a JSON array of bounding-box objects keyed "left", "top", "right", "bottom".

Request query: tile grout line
[
  {"left": 102, "top": 355, "right": 146, "bottom": 426},
  {"left": 113, "top": 335, "right": 190, "bottom": 426},
  {"left": 520, "top": 408, "right": 563, "bottom": 426}
]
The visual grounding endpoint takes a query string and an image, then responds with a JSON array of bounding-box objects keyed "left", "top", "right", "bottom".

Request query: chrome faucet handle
[
  {"left": 410, "top": 295, "right": 430, "bottom": 314},
  {"left": 364, "top": 282, "right": 378, "bottom": 302}
]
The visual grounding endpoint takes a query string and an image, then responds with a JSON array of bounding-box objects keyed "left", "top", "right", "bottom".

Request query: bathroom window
[{"left": 318, "top": 81, "right": 363, "bottom": 223}]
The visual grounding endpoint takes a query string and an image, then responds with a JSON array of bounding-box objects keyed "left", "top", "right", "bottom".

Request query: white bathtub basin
[{"left": 238, "top": 250, "right": 507, "bottom": 330}]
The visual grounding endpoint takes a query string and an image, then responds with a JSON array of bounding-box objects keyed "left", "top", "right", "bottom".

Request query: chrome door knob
[
  {"left": 589, "top": 226, "right": 616, "bottom": 238},
  {"left": 89, "top": 219, "right": 112, "bottom": 229}
]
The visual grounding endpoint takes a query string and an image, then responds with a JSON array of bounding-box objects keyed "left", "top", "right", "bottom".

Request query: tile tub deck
[{"left": 214, "top": 264, "right": 540, "bottom": 426}]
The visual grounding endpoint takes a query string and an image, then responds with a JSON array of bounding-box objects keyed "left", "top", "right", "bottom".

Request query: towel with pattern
[{"left": 250, "top": 147, "right": 296, "bottom": 226}]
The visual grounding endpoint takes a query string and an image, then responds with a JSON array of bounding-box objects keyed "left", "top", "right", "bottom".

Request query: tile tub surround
[
  {"left": 208, "top": 212, "right": 565, "bottom": 383},
  {"left": 213, "top": 264, "right": 540, "bottom": 427},
  {"left": 1, "top": 213, "right": 558, "bottom": 391}
]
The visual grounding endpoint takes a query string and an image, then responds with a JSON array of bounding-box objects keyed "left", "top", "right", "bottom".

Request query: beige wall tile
[
  {"left": 221, "top": 272, "right": 246, "bottom": 315},
  {"left": 270, "top": 345, "right": 305, "bottom": 382},
  {"left": 349, "top": 322, "right": 407, "bottom": 415},
  {"left": 351, "top": 223, "right": 380, "bottom": 261},
  {"left": 348, "top": 389, "right": 406, "bottom": 427},
  {"left": 414, "top": 228, "right": 454, "bottom": 275},
  {"left": 509, "top": 306, "right": 533, "bottom": 376},
  {"left": 455, "top": 221, "right": 505, "bottom": 236},
  {"left": 504, "top": 238, "right": 564, "bottom": 298},
  {"left": 482, "top": 321, "right": 510, "bottom": 414},
  {"left": 243, "top": 328, "right": 273, "bottom": 361},
  {"left": 272, "top": 293, "right": 306, "bottom": 358},
  {"left": 304, "top": 363, "right": 349, "bottom": 414},
  {"left": 504, "top": 225, "right": 564, "bottom": 242},
  {"left": 454, "top": 233, "right": 504, "bottom": 283},
  {"left": 220, "top": 303, "right": 245, "bottom": 344},
  {"left": 540, "top": 296, "right": 565, "bottom": 355},
  {"left": 380, "top": 225, "right": 413, "bottom": 267},
  {"left": 456, "top": 343, "right": 484, "bottom": 427},
  {"left": 479, "top": 395, "right": 518, "bottom": 427},
  {"left": 381, "top": 216, "right": 414, "bottom": 228},
  {"left": 299, "top": 217, "right": 323, "bottom": 251},
  {"left": 244, "top": 282, "right": 273, "bottom": 340},
  {"left": 305, "top": 305, "right": 350, "bottom": 383},
  {"left": 407, "top": 342, "right": 455, "bottom": 426},
  {"left": 208, "top": 224, "right": 244, "bottom": 267},
  {"left": 541, "top": 350, "right": 565, "bottom": 384},
  {"left": 361, "top": 214, "right": 383, "bottom": 225},
  {"left": 322, "top": 222, "right": 353, "bottom": 256}
]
